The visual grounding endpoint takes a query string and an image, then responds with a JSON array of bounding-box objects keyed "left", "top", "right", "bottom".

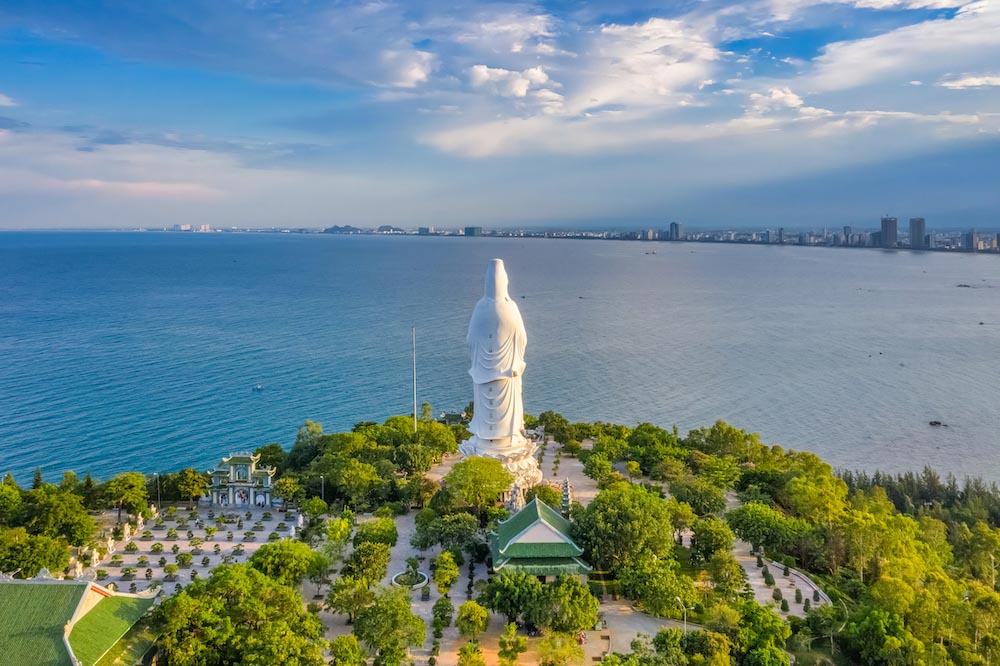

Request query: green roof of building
[
  {"left": 0, "top": 582, "right": 87, "bottom": 666},
  {"left": 490, "top": 498, "right": 583, "bottom": 568},
  {"left": 492, "top": 557, "right": 592, "bottom": 576}
]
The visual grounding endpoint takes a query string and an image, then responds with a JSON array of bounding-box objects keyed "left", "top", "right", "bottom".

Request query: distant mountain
[
  {"left": 322, "top": 225, "right": 365, "bottom": 234},
  {"left": 376, "top": 225, "right": 405, "bottom": 234}
]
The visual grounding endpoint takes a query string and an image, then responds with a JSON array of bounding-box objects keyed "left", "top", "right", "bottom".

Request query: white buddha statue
[{"left": 459, "top": 259, "right": 542, "bottom": 487}]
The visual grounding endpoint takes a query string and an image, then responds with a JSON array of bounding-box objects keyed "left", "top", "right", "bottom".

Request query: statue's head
[{"left": 483, "top": 258, "right": 510, "bottom": 300}]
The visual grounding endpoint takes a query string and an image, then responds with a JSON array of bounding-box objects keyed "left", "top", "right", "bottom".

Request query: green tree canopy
[
  {"left": 343, "top": 541, "right": 392, "bottom": 586},
  {"left": 176, "top": 468, "right": 208, "bottom": 508},
  {"left": 433, "top": 550, "right": 460, "bottom": 594},
  {"left": 527, "top": 575, "right": 599, "bottom": 633},
  {"left": 478, "top": 569, "right": 545, "bottom": 624},
  {"left": 354, "top": 517, "right": 398, "bottom": 547},
  {"left": 498, "top": 622, "right": 528, "bottom": 666},
  {"left": 457, "top": 600, "right": 490, "bottom": 642},
  {"left": 0, "top": 526, "right": 69, "bottom": 577},
  {"left": 444, "top": 457, "right": 513, "bottom": 521},
  {"left": 354, "top": 587, "right": 426, "bottom": 666},
  {"left": 689, "top": 516, "right": 735, "bottom": 564},
  {"left": 329, "top": 634, "right": 367, "bottom": 666},
  {"left": 573, "top": 482, "right": 675, "bottom": 571},
  {"left": 157, "top": 564, "right": 326, "bottom": 666},
  {"left": 249, "top": 539, "right": 326, "bottom": 586},
  {"left": 22, "top": 488, "right": 95, "bottom": 546},
  {"left": 105, "top": 471, "right": 149, "bottom": 521},
  {"left": 327, "top": 575, "right": 375, "bottom": 623}
]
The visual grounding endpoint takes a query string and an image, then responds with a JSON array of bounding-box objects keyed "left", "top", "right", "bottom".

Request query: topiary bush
[
  {"left": 795, "top": 588, "right": 803, "bottom": 604},
  {"left": 780, "top": 599, "right": 789, "bottom": 612},
  {"left": 772, "top": 587, "right": 782, "bottom": 602}
]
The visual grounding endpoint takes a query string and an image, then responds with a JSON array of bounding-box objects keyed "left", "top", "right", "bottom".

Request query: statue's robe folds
[
  {"left": 461, "top": 259, "right": 541, "bottom": 487},
  {"left": 467, "top": 285, "right": 527, "bottom": 447}
]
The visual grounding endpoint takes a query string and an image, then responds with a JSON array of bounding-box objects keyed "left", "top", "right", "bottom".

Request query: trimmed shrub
[{"left": 772, "top": 587, "right": 782, "bottom": 602}]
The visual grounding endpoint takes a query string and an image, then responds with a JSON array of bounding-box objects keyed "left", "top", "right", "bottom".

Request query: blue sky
[{"left": 0, "top": 0, "right": 998, "bottom": 229}]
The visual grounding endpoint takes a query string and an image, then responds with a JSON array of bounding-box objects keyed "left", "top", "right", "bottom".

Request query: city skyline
[{"left": 1, "top": 1, "right": 999, "bottom": 229}]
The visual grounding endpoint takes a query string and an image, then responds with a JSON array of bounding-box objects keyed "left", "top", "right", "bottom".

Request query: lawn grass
[
  {"left": 0, "top": 582, "right": 86, "bottom": 666},
  {"left": 69, "top": 596, "right": 155, "bottom": 666}
]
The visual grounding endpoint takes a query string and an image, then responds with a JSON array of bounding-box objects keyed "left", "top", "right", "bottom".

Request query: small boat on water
[{"left": 253, "top": 383, "right": 265, "bottom": 391}]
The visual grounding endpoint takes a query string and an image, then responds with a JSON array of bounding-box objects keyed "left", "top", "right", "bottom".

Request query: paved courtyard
[{"left": 84, "top": 505, "right": 287, "bottom": 592}]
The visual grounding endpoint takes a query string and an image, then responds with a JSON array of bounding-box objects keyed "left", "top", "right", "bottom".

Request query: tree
[
  {"left": 707, "top": 551, "right": 745, "bottom": 602},
  {"left": 618, "top": 555, "right": 696, "bottom": 618},
  {"left": 420, "top": 402, "right": 434, "bottom": 421},
  {"left": 307, "top": 551, "right": 331, "bottom": 593},
  {"left": 286, "top": 420, "right": 323, "bottom": 472},
  {"left": 412, "top": 511, "right": 481, "bottom": 553},
  {"left": 479, "top": 570, "right": 545, "bottom": 624},
  {"left": 726, "top": 502, "right": 808, "bottom": 554},
  {"left": 343, "top": 541, "right": 391, "bottom": 585},
  {"left": 573, "top": 482, "right": 675, "bottom": 571},
  {"left": 354, "top": 517, "right": 398, "bottom": 547},
  {"left": 669, "top": 477, "right": 725, "bottom": 515},
  {"left": 626, "top": 461, "right": 642, "bottom": 481},
  {"left": 324, "top": 510, "right": 354, "bottom": 564},
  {"left": 537, "top": 631, "right": 584, "bottom": 666},
  {"left": 433, "top": 596, "right": 455, "bottom": 627},
  {"left": 176, "top": 468, "right": 208, "bottom": 508},
  {"left": 457, "top": 600, "right": 490, "bottom": 642},
  {"left": 32, "top": 467, "right": 43, "bottom": 490},
  {"left": 690, "top": 516, "right": 735, "bottom": 564},
  {"left": 526, "top": 484, "right": 563, "bottom": 508},
  {"left": 498, "top": 622, "right": 528, "bottom": 666},
  {"left": 249, "top": 539, "right": 325, "bottom": 586},
  {"left": 273, "top": 475, "right": 302, "bottom": 509},
  {"left": 459, "top": 641, "right": 487, "bottom": 666},
  {"left": 354, "top": 587, "right": 426, "bottom": 666},
  {"left": 433, "top": 550, "right": 460, "bottom": 595},
  {"left": 327, "top": 576, "right": 375, "bottom": 623},
  {"left": 255, "top": 443, "right": 287, "bottom": 472},
  {"left": 329, "top": 634, "right": 367, "bottom": 666},
  {"left": 301, "top": 497, "right": 328, "bottom": 524},
  {"left": 157, "top": 564, "right": 326, "bottom": 666},
  {"left": 444, "top": 457, "right": 513, "bottom": 521},
  {"left": 583, "top": 453, "right": 613, "bottom": 483},
  {"left": 527, "top": 575, "right": 599, "bottom": 633},
  {"left": 105, "top": 472, "right": 149, "bottom": 521},
  {"left": 22, "top": 488, "right": 95, "bottom": 546},
  {"left": 0, "top": 526, "right": 69, "bottom": 577},
  {"left": 337, "top": 459, "right": 381, "bottom": 509},
  {"left": 0, "top": 484, "right": 22, "bottom": 525}
]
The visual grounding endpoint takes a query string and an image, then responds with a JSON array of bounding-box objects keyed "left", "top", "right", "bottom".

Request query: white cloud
[
  {"left": 379, "top": 49, "right": 435, "bottom": 88},
  {"left": 566, "top": 18, "right": 719, "bottom": 114},
  {"left": 939, "top": 74, "right": 1000, "bottom": 89},
  {"left": 0, "top": 93, "right": 15, "bottom": 107},
  {"left": 804, "top": 1, "right": 1000, "bottom": 92},
  {"left": 469, "top": 65, "right": 550, "bottom": 98}
]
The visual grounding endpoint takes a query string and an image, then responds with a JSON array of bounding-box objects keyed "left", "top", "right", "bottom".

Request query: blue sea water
[{"left": 1, "top": 232, "right": 999, "bottom": 483}]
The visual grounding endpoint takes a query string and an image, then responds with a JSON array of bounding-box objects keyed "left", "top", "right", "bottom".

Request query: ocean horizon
[{"left": 1, "top": 231, "right": 998, "bottom": 483}]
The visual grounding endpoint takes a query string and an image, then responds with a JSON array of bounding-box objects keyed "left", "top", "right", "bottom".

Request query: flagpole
[{"left": 412, "top": 327, "right": 417, "bottom": 434}]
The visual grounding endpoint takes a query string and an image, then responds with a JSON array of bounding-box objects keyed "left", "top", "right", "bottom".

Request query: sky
[{"left": 0, "top": 0, "right": 998, "bottom": 230}]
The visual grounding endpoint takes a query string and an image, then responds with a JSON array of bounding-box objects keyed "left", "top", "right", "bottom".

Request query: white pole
[{"left": 412, "top": 327, "right": 417, "bottom": 434}]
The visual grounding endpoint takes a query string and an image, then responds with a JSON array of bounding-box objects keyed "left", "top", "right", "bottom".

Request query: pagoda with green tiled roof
[{"left": 489, "top": 498, "right": 591, "bottom": 579}]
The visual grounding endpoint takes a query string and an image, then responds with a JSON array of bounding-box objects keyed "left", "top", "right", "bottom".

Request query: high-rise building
[
  {"left": 418, "top": 227, "right": 435, "bottom": 235},
  {"left": 996, "top": 233, "right": 1000, "bottom": 251},
  {"left": 643, "top": 228, "right": 654, "bottom": 241},
  {"left": 669, "top": 222, "right": 685, "bottom": 241},
  {"left": 909, "top": 218, "right": 926, "bottom": 250},
  {"left": 843, "top": 226, "right": 853, "bottom": 246},
  {"left": 965, "top": 229, "right": 977, "bottom": 252},
  {"left": 464, "top": 226, "right": 483, "bottom": 237},
  {"left": 880, "top": 217, "right": 898, "bottom": 248},
  {"left": 871, "top": 231, "right": 882, "bottom": 247},
  {"left": 778, "top": 227, "right": 785, "bottom": 245},
  {"left": 764, "top": 230, "right": 773, "bottom": 244}
]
